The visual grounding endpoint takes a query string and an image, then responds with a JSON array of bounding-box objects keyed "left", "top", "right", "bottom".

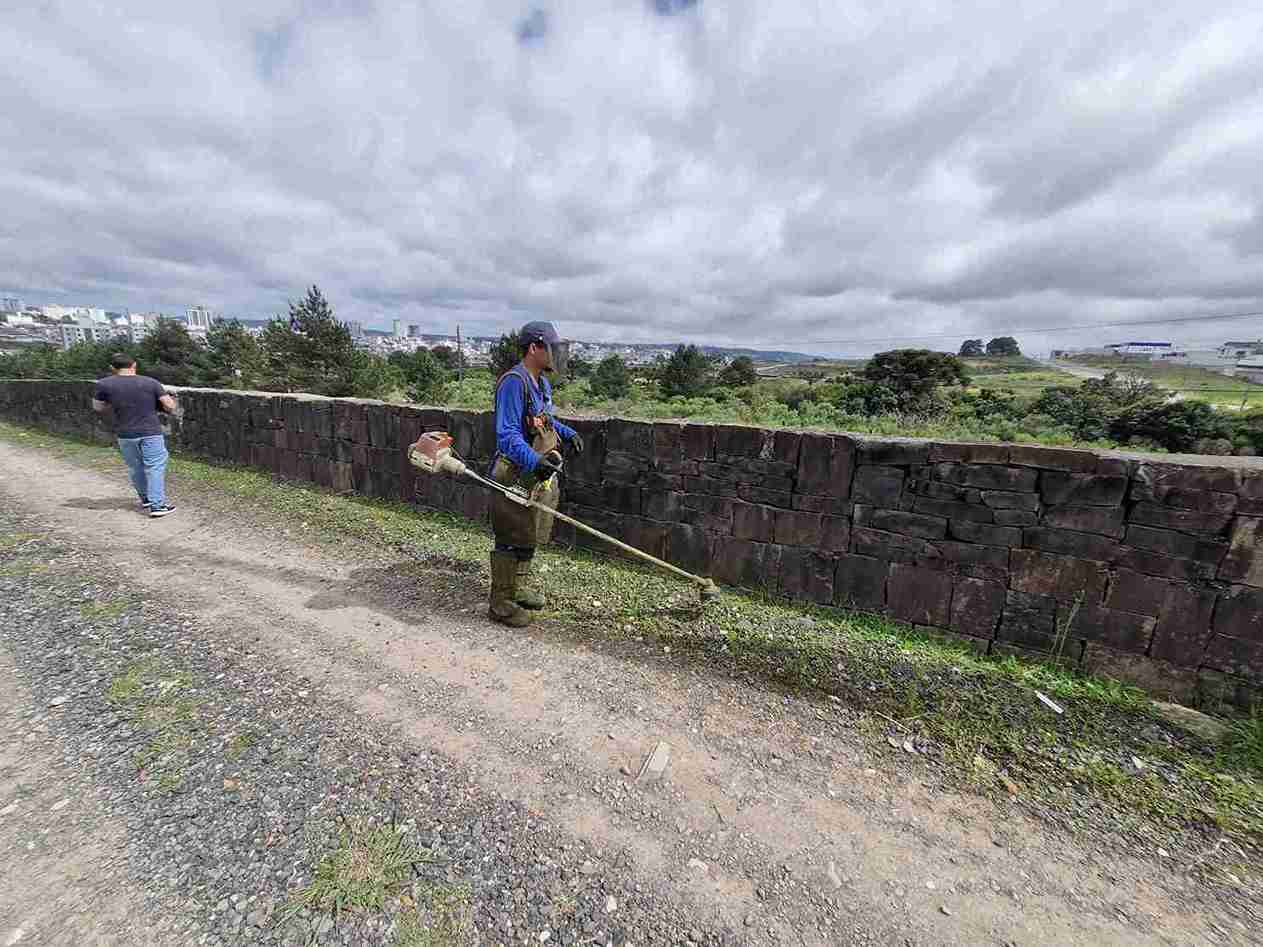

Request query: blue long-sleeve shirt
[{"left": 494, "top": 364, "right": 576, "bottom": 472}]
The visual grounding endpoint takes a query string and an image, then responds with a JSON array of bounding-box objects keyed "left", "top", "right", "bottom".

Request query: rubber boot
[
  {"left": 489, "top": 552, "right": 532, "bottom": 628},
  {"left": 515, "top": 558, "right": 546, "bottom": 610}
]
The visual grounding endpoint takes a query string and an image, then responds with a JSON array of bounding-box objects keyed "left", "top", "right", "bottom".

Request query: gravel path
[{"left": 0, "top": 438, "right": 1255, "bottom": 946}]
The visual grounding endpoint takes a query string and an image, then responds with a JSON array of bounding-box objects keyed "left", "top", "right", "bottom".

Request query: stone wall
[{"left": 3, "top": 379, "right": 1261, "bottom": 704}]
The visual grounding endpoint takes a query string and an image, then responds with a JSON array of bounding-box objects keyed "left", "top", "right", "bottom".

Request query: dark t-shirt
[{"left": 93, "top": 374, "right": 167, "bottom": 438}]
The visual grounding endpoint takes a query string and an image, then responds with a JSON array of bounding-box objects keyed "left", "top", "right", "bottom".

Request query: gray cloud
[{"left": 2, "top": 0, "right": 1262, "bottom": 354}]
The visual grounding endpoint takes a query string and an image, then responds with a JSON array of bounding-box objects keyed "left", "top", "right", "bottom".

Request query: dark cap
[{"left": 519, "top": 321, "right": 561, "bottom": 348}]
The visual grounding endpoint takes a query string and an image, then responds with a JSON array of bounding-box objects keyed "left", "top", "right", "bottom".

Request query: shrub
[
  {"left": 717, "top": 355, "right": 758, "bottom": 387},
  {"left": 588, "top": 355, "right": 631, "bottom": 400},
  {"left": 1110, "top": 400, "right": 1235, "bottom": 453},
  {"left": 863, "top": 349, "right": 970, "bottom": 408}
]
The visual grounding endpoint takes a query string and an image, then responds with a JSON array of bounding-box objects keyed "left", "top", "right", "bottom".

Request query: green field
[{"left": 1063, "top": 355, "right": 1263, "bottom": 410}]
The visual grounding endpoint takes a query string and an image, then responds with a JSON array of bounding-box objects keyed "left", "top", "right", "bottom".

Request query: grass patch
[
  {"left": 291, "top": 817, "right": 431, "bottom": 918},
  {"left": 106, "top": 657, "right": 200, "bottom": 790},
  {"left": 79, "top": 597, "right": 133, "bottom": 620},
  {"left": 226, "top": 729, "right": 258, "bottom": 759},
  {"left": 392, "top": 885, "right": 474, "bottom": 947},
  {"left": 0, "top": 531, "right": 40, "bottom": 551},
  {"left": 1220, "top": 707, "right": 1263, "bottom": 774}
]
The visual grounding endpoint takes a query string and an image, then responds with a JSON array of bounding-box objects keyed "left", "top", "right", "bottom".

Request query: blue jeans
[{"left": 117, "top": 435, "right": 168, "bottom": 507}]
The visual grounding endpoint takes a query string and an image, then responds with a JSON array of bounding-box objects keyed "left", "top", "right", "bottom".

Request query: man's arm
[
  {"left": 494, "top": 377, "right": 539, "bottom": 471},
  {"left": 158, "top": 393, "right": 177, "bottom": 413},
  {"left": 91, "top": 398, "right": 110, "bottom": 414}
]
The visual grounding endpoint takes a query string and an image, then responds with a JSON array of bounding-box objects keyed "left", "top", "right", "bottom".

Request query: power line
[{"left": 802, "top": 308, "right": 1263, "bottom": 346}]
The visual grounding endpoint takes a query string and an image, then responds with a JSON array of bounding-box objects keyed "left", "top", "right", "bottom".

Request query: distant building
[
  {"left": 184, "top": 306, "right": 216, "bottom": 335},
  {"left": 0, "top": 296, "right": 21, "bottom": 313},
  {"left": 1104, "top": 341, "right": 1173, "bottom": 358},
  {"left": 1237, "top": 357, "right": 1263, "bottom": 385},
  {"left": 122, "top": 312, "right": 161, "bottom": 344},
  {"left": 407, "top": 324, "right": 421, "bottom": 338},
  {"left": 1220, "top": 341, "right": 1263, "bottom": 359},
  {"left": 59, "top": 317, "right": 112, "bottom": 349},
  {"left": 348, "top": 321, "right": 365, "bottom": 340},
  {"left": 393, "top": 319, "right": 404, "bottom": 338}
]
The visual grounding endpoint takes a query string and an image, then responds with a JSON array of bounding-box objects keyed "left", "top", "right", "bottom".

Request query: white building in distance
[
  {"left": 184, "top": 306, "right": 216, "bottom": 336},
  {"left": 392, "top": 319, "right": 404, "bottom": 338}
]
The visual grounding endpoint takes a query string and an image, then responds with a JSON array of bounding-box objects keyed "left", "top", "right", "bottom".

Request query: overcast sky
[{"left": 3, "top": 1, "right": 1262, "bottom": 355}]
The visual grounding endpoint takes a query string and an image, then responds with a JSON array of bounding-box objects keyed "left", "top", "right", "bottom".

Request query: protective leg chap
[
  {"left": 488, "top": 551, "right": 532, "bottom": 628},
  {"left": 513, "top": 548, "right": 546, "bottom": 610}
]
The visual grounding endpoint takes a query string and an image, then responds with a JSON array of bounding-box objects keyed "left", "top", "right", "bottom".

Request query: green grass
[
  {"left": 226, "top": 730, "right": 258, "bottom": 759},
  {"left": 79, "top": 597, "right": 134, "bottom": 620},
  {"left": 1220, "top": 707, "right": 1263, "bottom": 773},
  {"left": 391, "top": 885, "right": 474, "bottom": 947},
  {"left": 290, "top": 818, "right": 431, "bottom": 918},
  {"left": 4, "top": 419, "right": 1262, "bottom": 844},
  {"left": 1064, "top": 356, "right": 1263, "bottom": 409},
  {"left": 105, "top": 656, "right": 200, "bottom": 791}
]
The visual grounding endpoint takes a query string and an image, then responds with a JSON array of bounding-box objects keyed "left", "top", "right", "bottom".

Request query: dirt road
[{"left": 0, "top": 438, "right": 1252, "bottom": 946}]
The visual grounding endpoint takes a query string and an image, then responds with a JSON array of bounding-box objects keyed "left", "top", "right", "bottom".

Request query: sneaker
[
  {"left": 148, "top": 504, "right": 176, "bottom": 518},
  {"left": 140, "top": 498, "right": 153, "bottom": 511}
]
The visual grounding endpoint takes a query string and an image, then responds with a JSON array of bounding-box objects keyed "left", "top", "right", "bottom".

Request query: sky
[{"left": 3, "top": 0, "right": 1263, "bottom": 356}]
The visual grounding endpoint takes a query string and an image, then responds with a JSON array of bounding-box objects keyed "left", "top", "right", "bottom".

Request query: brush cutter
[{"left": 407, "top": 431, "right": 721, "bottom": 604}]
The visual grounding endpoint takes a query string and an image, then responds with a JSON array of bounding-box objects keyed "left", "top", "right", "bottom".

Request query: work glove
[
  {"left": 568, "top": 432, "right": 585, "bottom": 455},
  {"left": 525, "top": 449, "right": 563, "bottom": 489}
]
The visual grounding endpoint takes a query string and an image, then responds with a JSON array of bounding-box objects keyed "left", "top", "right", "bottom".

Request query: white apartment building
[{"left": 184, "top": 306, "right": 216, "bottom": 335}]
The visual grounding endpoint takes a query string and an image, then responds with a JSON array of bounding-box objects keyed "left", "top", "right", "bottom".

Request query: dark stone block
[
  {"left": 681, "top": 423, "right": 714, "bottom": 460},
  {"left": 1061, "top": 604, "right": 1155, "bottom": 654},
  {"left": 1006, "top": 445, "right": 1099, "bottom": 472},
  {"left": 773, "top": 430, "right": 802, "bottom": 466},
  {"left": 738, "top": 484, "right": 793, "bottom": 507},
  {"left": 604, "top": 484, "right": 642, "bottom": 515},
  {"left": 1213, "top": 585, "right": 1263, "bottom": 642},
  {"left": 857, "top": 438, "right": 930, "bottom": 467},
  {"left": 951, "top": 578, "right": 1005, "bottom": 638},
  {"left": 928, "top": 442, "right": 1010, "bottom": 464},
  {"left": 1123, "top": 525, "right": 1228, "bottom": 565},
  {"left": 710, "top": 538, "right": 776, "bottom": 590},
  {"left": 1130, "top": 502, "right": 1233, "bottom": 536},
  {"left": 887, "top": 564, "right": 952, "bottom": 626},
  {"left": 571, "top": 506, "right": 623, "bottom": 553},
  {"left": 279, "top": 450, "right": 299, "bottom": 479},
  {"left": 332, "top": 438, "right": 354, "bottom": 464},
  {"left": 865, "top": 508, "right": 946, "bottom": 540},
  {"left": 566, "top": 482, "right": 604, "bottom": 509},
  {"left": 310, "top": 403, "right": 334, "bottom": 439},
  {"left": 851, "top": 527, "right": 940, "bottom": 563},
  {"left": 715, "top": 424, "right": 770, "bottom": 460},
  {"left": 1114, "top": 547, "right": 1213, "bottom": 582},
  {"left": 916, "top": 480, "right": 984, "bottom": 504},
  {"left": 821, "top": 515, "right": 850, "bottom": 553},
  {"left": 682, "top": 476, "right": 738, "bottom": 498},
  {"left": 1010, "top": 548, "right": 1108, "bottom": 603},
  {"left": 311, "top": 457, "right": 333, "bottom": 488},
  {"left": 1218, "top": 517, "right": 1262, "bottom": 587},
  {"left": 681, "top": 494, "right": 734, "bottom": 532},
  {"left": 652, "top": 422, "right": 683, "bottom": 465},
  {"left": 834, "top": 555, "right": 887, "bottom": 610},
  {"left": 797, "top": 433, "right": 855, "bottom": 498},
  {"left": 994, "top": 509, "right": 1038, "bottom": 527},
  {"left": 668, "top": 523, "right": 714, "bottom": 576},
  {"left": 621, "top": 517, "right": 669, "bottom": 560},
  {"left": 933, "top": 462, "right": 1037, "bottom": 492},
  {"left": 1105, "top": 570, "right": 1171, "bottom": 617},
  {"left": 852, "top": 465, "right": 904, "bottom": 506},
  {"left": 606, "top": 418, "right": 653, "bottom": 456},
  {"left": 997, "top": 589, "right": 1059, "bottom": 650},
  {"left": 332, "top": 401, "right": 358, "bottom": 440},
  {"left": 351, "top": 444, "right": 370, "bottom": 468},
  {"left": 1202, "top": 635, "right": 1263, "bottom": 681},
  {"left": 1022, "top": 527, "right": 1120, "bottom": 561},
  {"left": 774, "top": 509, "right": 824, "bottom": 547},
  {"left": 1129, "top": 481, "right": 1238, "bottom": 514},
  {"left": 792, "top": 494, "right": 854, "bottom": 516},
  {"left": 643, "top": 472, "right": 683, "bottom": 493},
  {"left": 949, "top": 519, "right": 1021, "bottom": 547},
  {"left": 1135, "top": 462, "right": 1239, "bottom": 496},
  {"left": 980, "top": 490, "right": 1040, "bottom": 511},
  {"left": 939, "top": 541, "right": 1010, "bottom": 570},
  {"left": 1149, "top": 586, "right": 1218, "bottom": 667},
  {"left": 331, "top": 462, "right": 354, "bottom": 493},
  {"left": 447, "top": 409, "right": 478, "bottom": 458},
  {"left": 1040, "top": 472, "right": 1127, "bottom": 506},
  {"left": 733, "top": 503, "right": 775, "bottom": 542},
  {"left": 605, "top": 450, "right": 646, "bottom": 484},
  {"left": 913, "top": 496, "right": 994, "bottom": 523},
  {"left": 564, "top": 418, "right": 606, "bottom": 483},
  {"left": 778, "top": 547, "right": 832, "bottom": 603},
  {"left": 1041, "top": 505, "right": 1125, "bottom": 538}
]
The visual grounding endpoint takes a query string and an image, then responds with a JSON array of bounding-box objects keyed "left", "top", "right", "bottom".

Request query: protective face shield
[{"left": 520, "top": 321, "right": 569, "bottom": 376}]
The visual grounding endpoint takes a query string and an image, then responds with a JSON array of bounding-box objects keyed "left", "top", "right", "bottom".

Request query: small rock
[
  {"left": 902, "top": 740, "right": 917, "bottom": 754},
  {"left": 940, "top": 905, "right": 952, "bottom": 916},
  {"left": 50, "top": 799, "right": 70, "bottom": 812},
  {"left": 605, "top": 895, "right": 617, "bottom": 914},
  {"left": 579, "top": 860, "right": 598, "bottom": 875},
  {"left": 886, "top": 736, "right": 901, "bottom": 750},
  {"left": 619, "top": 765, "right": 633, "bottom": 777},
  {"left": 49, "top": 696, "right": 69, "bottom": 707},
  {"left": 538, "top": 931, "right": 552, "bottom": 943},
  {"left": 688, "top": 858, "right": 709, "bottom": 873},
  {"left": 1157, "top": 848, "right": 1169, "bottom": 858},
  {"left": 0, "top": 803, "right": 17, "bottom": 817},
  {"left": 745, "top": 914, "right": 756, "bottom": 927}
]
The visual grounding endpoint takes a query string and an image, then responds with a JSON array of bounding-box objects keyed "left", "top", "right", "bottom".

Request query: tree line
[{"left": 0, "top": 287, "right": 459, "bottom": 404}]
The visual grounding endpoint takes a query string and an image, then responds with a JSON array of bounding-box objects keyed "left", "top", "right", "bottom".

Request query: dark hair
[{"left": 110, "top": 353, "right": 136, "bottom": 370}]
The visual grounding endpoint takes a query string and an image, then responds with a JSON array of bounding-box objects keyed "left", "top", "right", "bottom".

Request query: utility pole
[{"left": 456, "top": 324, "right": 463, "bottom": 381}]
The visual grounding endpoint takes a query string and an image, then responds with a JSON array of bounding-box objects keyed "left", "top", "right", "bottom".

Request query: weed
[
  {"left": 292, "top": 818, "right": 431, "bottom": 918},
  {"left": 227, "top": 730, "right": 258, "bottom": 759},
  {"left": 79, "top": 597, "right": 132, "bottom": 620},
  {"left": 0, "top": 531, "right": 39, "bottom": 551},
  {"left": 1219, "top": 706, "right": 1263, "bottom": 776},
  {"left": 392, "top": 885, "right": 475, "bottom": 946}
]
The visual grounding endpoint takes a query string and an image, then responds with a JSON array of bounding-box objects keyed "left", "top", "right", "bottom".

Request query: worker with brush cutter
[{"left": 487, "top": 321, "right": 585, "bottom": 627}]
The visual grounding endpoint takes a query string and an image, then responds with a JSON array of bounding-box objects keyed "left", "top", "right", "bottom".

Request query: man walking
[
  {"left": 487, "top": 321, "right": 584, "bottom": 627},
  {"left": 92, "top": 353, "right": 178, "bottom": 518}
]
